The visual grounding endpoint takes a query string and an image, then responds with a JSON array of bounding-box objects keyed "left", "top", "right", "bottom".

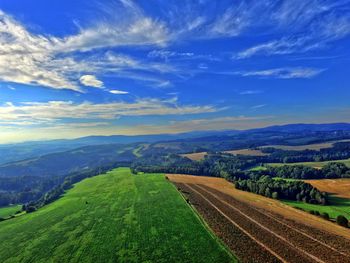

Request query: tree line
[
  {"left": 234, "top": 176, "right": 327, "bottom": 205},
  {"left": 132, "top": 153, "right": 330, "bottom": 204},
  {"left": 266, "top": 162, "right": 350, "bottom": 179}
]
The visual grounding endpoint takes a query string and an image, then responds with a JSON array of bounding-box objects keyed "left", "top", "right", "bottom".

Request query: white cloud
[
  {"left": 0, "top": 1, "right": 349, "bottom": 93},
  {"left": 0, "top": 11, "right": 81, "bottom": 91},
  {"left": 58, "top": 18, "right": 169, "bottom": 53},
  {"left": 233, "top": 67, "right": 325, "bottom": 79},
  {"left": 109, "top": 90, "right": 129, "bottom": 95},
  {"left": 79, "top": 75, "right": 103, "bottom": 88},
  {"left": 0, "top": 6, "right": 171, "bottom": 92},
  {"left": 251, "top": 104, "right": 266, "bottom": 110},
  {"left": 239, "top": 90, "right": 262, "bottom": 95},
  {"left": 206, "top": 5, "right": 250, "bottom": 37},
  {"left": 0, "top": 98, "right": 220, "bottom": 126}
]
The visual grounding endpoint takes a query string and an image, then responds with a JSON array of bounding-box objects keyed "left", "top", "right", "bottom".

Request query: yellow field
[
  {"left": 181, "top": 152, "right": 207, "bottom": 161},
  {"left": 224, "top": 149, "right": 268, "bottom": 156},
  {"left": 182, "top": 148, "right": 267, "bottom": 161},
  {"left": 268, "top": 158, "right": 350, "bottom": 169},
  {"left": 305, "top": 179, "right": 350, "bottom": 199}
]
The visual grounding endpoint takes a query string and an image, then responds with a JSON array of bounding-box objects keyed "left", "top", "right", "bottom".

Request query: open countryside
[
  {"left": 1, "top": 1, "right": 350, "bottom": 261},
  {"left": 0, "top": 168, "right": 234, "bottom": 263}
]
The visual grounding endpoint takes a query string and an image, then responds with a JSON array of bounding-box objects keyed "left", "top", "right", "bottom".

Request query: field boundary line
[
  {"left": 195, "top": 184, "right": 326, "bottom": 263},
  {"left": 185, "top": 184, "right": 288, "bottom": 263}
]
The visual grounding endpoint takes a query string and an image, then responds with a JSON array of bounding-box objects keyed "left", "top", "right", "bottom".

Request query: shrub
[
  {"left": 322, "top": 212, "right": 330, "bottom": 220},
  {"left": 336, "top": 215, "right": 348, "bottom": 227},
  {"left": 26, "top": 206, "right": 36, "bottom": 213},
  {"left": 272, "top": 192, "right": 279, "bottom": 199}
]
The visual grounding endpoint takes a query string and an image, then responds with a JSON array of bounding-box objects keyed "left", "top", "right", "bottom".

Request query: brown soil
[{"left": 168, "top": 174, "right": 350, "bottom": 263}]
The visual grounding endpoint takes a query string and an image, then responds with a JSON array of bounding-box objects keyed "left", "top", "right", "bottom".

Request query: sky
[{"left": 0, "top": 0, "right": 350, "bottom": 143}]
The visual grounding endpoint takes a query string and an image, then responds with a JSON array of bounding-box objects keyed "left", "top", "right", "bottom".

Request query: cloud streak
[
  {"left": 233, "top": 67, "right": 325, "bottom": 79},
  {"left": 0, "top": 98, "right": 220, "bottom": 126},
  {"left": 235, "top": 1, "right": 350, "bottom": 58}
]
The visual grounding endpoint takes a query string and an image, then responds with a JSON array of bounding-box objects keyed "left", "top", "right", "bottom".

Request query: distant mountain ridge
[
  {"left": 0, "top": 123, "right": 349, "bottom": 165},
  {"left": 248, "top": 123, "right": 350, "bottom": 133}
]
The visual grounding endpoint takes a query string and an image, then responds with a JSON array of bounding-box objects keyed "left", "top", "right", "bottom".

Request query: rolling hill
[{"left": 0, "top": 168, "right": 234, "bottom": 262}]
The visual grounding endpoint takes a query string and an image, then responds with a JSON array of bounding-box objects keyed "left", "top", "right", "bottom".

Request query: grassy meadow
[
  {"left": 0, "top": 204, "right": 22, "bottom": 218},
  {"left": 283, "top": 195, "right": 350, "bottom": 220},
  {"left": 0, "top": 168, "right": 234, "bottom": 263}
]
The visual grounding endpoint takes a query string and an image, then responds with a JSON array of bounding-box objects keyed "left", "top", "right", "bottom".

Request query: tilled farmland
[{"left": 173, "top": 182, "right": 350, "bottom": 263}]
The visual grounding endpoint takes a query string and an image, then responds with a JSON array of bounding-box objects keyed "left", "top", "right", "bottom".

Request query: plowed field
[{"left": 168, "top": 174, "right": 350, "bottom": 263}]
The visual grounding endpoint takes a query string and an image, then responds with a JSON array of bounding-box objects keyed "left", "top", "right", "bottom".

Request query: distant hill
[
  {"left": 0, "top": 143, "right": 138, "bottom": 178},
  {"left": 0, "top": 130, "right": 235, "bottom": 165},
  {"left": 248, "top": 123, "right": 350, "bottom": 133},
  {"left": 0, "top": 122, "right": 349, "bottom": 165}
]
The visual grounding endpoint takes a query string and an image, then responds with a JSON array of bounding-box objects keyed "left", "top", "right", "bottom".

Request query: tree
[{"left": 336, "top": 215, "right": 348, "bottom": 227}]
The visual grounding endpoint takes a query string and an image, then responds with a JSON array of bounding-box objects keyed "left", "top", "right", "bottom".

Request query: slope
[{"left": 0, "top": 168, "right": 234, "bottom": 263}]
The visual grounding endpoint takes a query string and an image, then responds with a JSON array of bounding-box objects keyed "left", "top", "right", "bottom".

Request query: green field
[
  {"left": 273, "top": 177, "right": 300, "bottom": 182},
  {"left": 0, "top": 168, "right": 235, "bottom": 263},
  {"left": 0, "top": 204, "right": 22, "bottom": 218},
  {"left": 249, "top": 166, "right": 268, "bottom": 171},
  {"left": 283, "top": 195, "right": 350, "bottom": 220},
  {"left": 268, "top": 158, "right": 350, "bottom": 169}
]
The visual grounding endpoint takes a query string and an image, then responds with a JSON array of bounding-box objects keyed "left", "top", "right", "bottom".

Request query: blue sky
[{"left": 0, "top": 0, "right": 349, "bottom": 143}]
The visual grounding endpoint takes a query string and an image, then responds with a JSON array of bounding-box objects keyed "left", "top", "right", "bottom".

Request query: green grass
[
  {"left": 249, "top": 166, "right": 268, "bottom": 171},
  {"left": 268, "top": 158, "right": 350, "bottom": 169},
  {"left": 272, "top": 177, "right": 300, "bottom": 182},
  {"left": 0, "top": 204, "right": 22, "bottom": 218},
  {"left": 0, "top": 167, "right": 235, "bottom": 263},
  {"left": 283, "top": 195, "right": 350, "bottom": 220}
]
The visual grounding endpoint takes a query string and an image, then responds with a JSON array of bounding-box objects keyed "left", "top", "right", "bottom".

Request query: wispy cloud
[
  {"left": 133, "top": 115, "right": 275, "bottom": 134},
  {"left": 1, "top": 0, "right": 348, "bottom": 92},
  {"left": 239, "top": 90, "right": 262, "bottom": 95},
  {"left": 148, "top": 50, "right": 194, "bottom": 60},
  {"left": 235, "top": 1, "right": 350, "bottom": 58},
  {"left": 0, "top": 6, "right": 172, "bottom": 92},
  {"left": 0, "top": 98, "right": 220, "bottom": 126},
  {"left": 251, "top": 104, "right": 266, "bottom": 110},
  {"left": 233, "top": 67, "right": 325, "bottom": 79}
]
